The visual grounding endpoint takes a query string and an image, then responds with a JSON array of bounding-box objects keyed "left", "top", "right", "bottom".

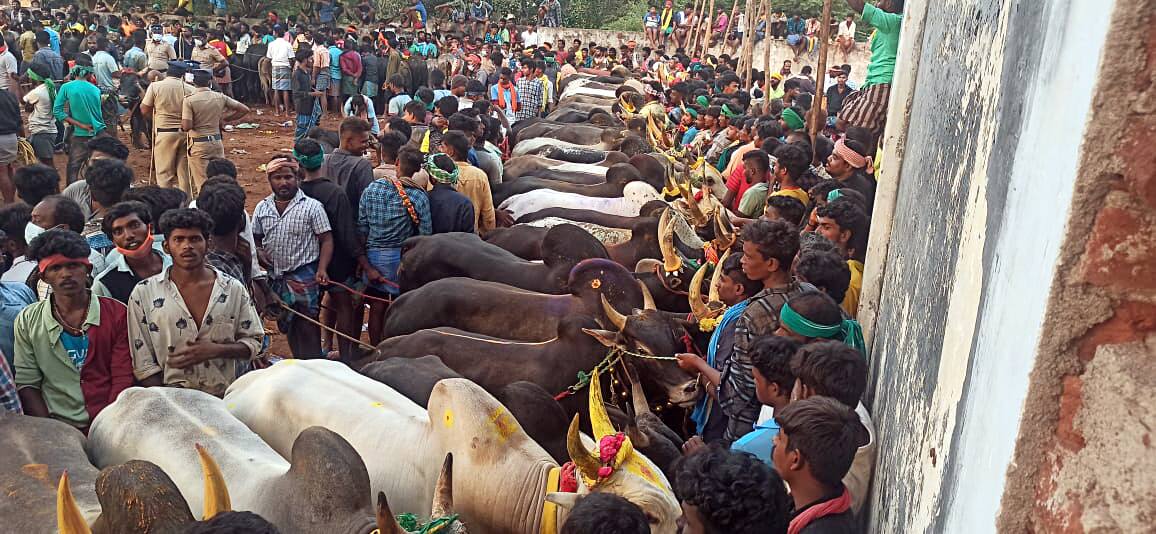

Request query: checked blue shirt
[{"left": 357, "top": 178, "right": 433, "bottom": 249}]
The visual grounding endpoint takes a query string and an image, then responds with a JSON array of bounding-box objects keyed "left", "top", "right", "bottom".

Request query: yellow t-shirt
[
  {"left": 842, "top": 260, "right": 863, "bottom": 318},
  {"left": 770, "top": 187, "right": 810, "bottom": 208}
]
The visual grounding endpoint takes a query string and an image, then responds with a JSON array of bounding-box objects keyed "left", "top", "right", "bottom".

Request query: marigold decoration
[
  {"left": 698, "top": 316, "right": 722, "bottom": 332},
  {"left": 590, "top": 278, "right": 602, "bottom": 289}
]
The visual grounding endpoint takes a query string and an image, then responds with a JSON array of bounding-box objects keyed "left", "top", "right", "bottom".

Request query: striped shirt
[
  {"left": 514, "top": 76, "right": 543, "bottom": 122},
  {"left": 252, "top": 189, "right": 333, "bottom": 276},
  {"left": 0, "top": 354, "right": 20, "bottom": 413}
]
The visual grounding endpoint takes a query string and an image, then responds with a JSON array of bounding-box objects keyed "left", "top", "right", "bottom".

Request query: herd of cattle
[{"left": 2, "top": 74, "right": 741, "bottom": 534}]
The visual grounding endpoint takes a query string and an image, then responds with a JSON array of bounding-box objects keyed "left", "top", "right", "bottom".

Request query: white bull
[
  {"left": 512, "top": 137, "right": 611, "bottom": 157},
  {"left": 523, "top": 217, "right": 632, "bottom": 246},
  {"left": 223, "top": 360, "right": 682, "bottom": 534},
  {"left": 545, "top": 162, "right": 609, "bottom": 176},
  {"left": 498, "top": 181, "right": 663, "bottom": 220},
  {"left": 558, "top": 79, "right": 618, "bottom": 101}
]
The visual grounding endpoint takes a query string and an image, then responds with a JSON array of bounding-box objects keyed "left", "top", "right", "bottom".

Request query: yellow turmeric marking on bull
[
  {"left": 625, "top": 461, "right": 663, "bottom": 488},
  {"left": 22, "top": 464, "right": 49, "bottom": 482},
  {"left": 443, "top": 409, "right": 454, "bottom": 428},
  {"left": 371, "top": 402, "right": 384, "bottom": 408},
  {"left": 489, "top": 407, "right": 518, "bottom": 442}
]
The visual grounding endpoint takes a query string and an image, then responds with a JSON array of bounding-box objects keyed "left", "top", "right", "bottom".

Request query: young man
[
  {"left": 77, "top": 158, "right": 134, "bottom": 257},
  {"left": 129, "top": 208, "right": 265, "bottom": 397},
  {"left": 514, "top": 59, "right": 543, "bottom": 122},
  {"left": 253, "top": 156, "right": 333, "bottom": 360},
  {"left": 14, "top": 229, "right": 132, "bottom": 431},
  {"left": 560, "top": 493, "right": 651, "bottom": 534},
  {"left": 673, "top": 446, "right": 792, "bottom": 534},
  {"left": 26, "top": 195, "right": 108, "bottom": 295},
  {"left": 825, "top": 139, "right": 876, "bottom": 214},
  {"left": 767, "top": 143, "right": 812, "bottom": 208},
  {"left": 386, "top": 73, "right": 413, "bottom": 117},
  {"left": 677, "top": 252, "right": 763, "bottom": 445},
  {"left": 12, "top": 164, "right": 59, "bottom": 210},
  {"left": 729, "top": 335, "right": 800, "bottom": 463},
  {"left": 53, "top": 64, "right": 106, "bottom": 184},
  {"left": 322, "top": 118, "right": 377, "bottom": 211},
  {"left": 22, "top": 62, "right": 57, "bottom": 167},
  {"left": 182, "top": 69, "right": 249, "bottom": 197},
  {"left": 295, "top": 138, "right": 382, "bottom": 360},
  {"left": 725, "top": 219, "right": 804, "bottom": 444},
  {"left": 441, "top": 130, "right": 495, "bottom": 233},
  {"left": 815, "top": 198, "right": 869, "bottom": 317},
  {"left": 266, "top": 31, "right": 294, "bottom": 116},
  {"left": 92, "top": 201, "right": 169, "bottom": 303},
  {"left": 793, "top": 250, "right": 852, "bottom": 307},
  {"left": 837, "top": 0, "right": 903, "bottom": 148},
  {"left": 773, "top": 395, "right": 863, "bottom": 531},
  {"left": 423, "top": 152, "right": 474, "bottom": 234},
  {"left": 489, "top": 67, "right": 518, "bottom": 125},
  {"left": 292, "top": 49, "right": 324, "bottom": 140}
]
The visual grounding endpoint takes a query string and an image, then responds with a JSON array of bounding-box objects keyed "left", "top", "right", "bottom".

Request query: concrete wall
[
  {"left": 537, "top": 26, "right": 872, "bottom": 82},
  {"left": 860, "top": 0, "right": 1155, "bottom": 531}
]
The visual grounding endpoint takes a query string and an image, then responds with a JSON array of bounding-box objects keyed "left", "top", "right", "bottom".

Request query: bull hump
[{"left": 285, "top": 427, "right": 372, "bottom": 503}]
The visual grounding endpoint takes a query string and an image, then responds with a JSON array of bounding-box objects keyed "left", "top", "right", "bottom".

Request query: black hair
[
  {"left": 798, "top": 231, "right": 840, "bottom": 255},
  {"left": 801, "top": 65, "right": 813, "bottom": 75},
  {"left": 794, "top": 252, "right": 851, "bottom": 304},
  {"left": 0, "top": 203, "right": 32, "bottom": 247},
  {"left": 791, "top": 339, "right": 867, "bottom": 408},
  {"left": 100, "top": 200, "right": 152, "bottom": 237},
  {"left": 783, "top": 78, "right": 803, "bottom": 93},
  {"left": 441, "top": 130, "right": 471, "bottom": 160},
  {"left": 27, "top": 228, "right": 91, "bottom": 261},
  {"left": 807, "top": 180, "right": 841, "bottom": 207},
  {"left": 434, "top": 95, "right": 458, "bottom": 117},
  {"left": 27, "top": 58, "right": 53, "bottom": 80},
  {"left": 750, "top": 335, "right": 799, "bottom": 393},
  {"left": 378, "top": 130, "right": 409, "bottom": 163},
  {"left": 13, "top": 164, "right": 60, "bottom": 206},
  {"left": 766, "top": 195, "right": 807, "bottom": 227},
  {"left": 756, "top": 120, "right": 782, "bottom": 142},
  {"left": 446, "top": 113, "right": 478, "bottom": 134},
  {"left": 293, "top": 138, "right": 325, "bottom": 171},
  {"left": 196, "top": 181, "right": 247, "bottom": 237},
  {"left": 741, "top": 149, "right": 770, "bottom": 172},
  {"left": 86, "top": 135, "right": 130, "bottom": 160},
  {"left": 397, "top": 146, "right": 425, "bottom": 177},
  {"left": 205, "top": 158, "right": 238, "bottom": 179},
  {"left": 387, "top": 73, "right": 407, "bottom": 89},
  {"left": 122, "top": 186, "right": 189, "bottom": 228},
  {"left": 816, "top": 199, "right": 869, "bottom": 261},
  {"left": 86, "top": 159, "right": 134, "bottom": 207},
  {"left": 428, "top": 68, "right": 446, "bottom": 88},
  {"left": 158, "top": 207, "right": 214, "bottom": 238},
  {"left": 40, "top": 195, "right": 86, "bottom": 233},
  {"left": 339, "top": 116, "right": 373, "bottom": 136},
  {"left": 414, "top": 87, "right": 435, "bottom": 106},
  {"left": 773, "top": 396, "right": 862, "bottom": 488},
  {"left": 772, "top": 144, "right": 810, "bottom": 182},
  {"left": 760, "top": 136, "right": 783, "bottom": 155},
  {"left": 181, "top": 511, "right": 281, "bottom": 533},
  {"left": 720, "top": 251, "right": 761, "bottom": 298},
  {"left": 386, "top": 117, "right": 412, "bottom": 140},
  {"left": 673, "top": 446, "right": 792, "bottom": 534},
  {"left": 739, "top": 218, "right": 799, "bottom": 272},
  {"left": 560, "top": 493, "right": 651, "bottom": 534},
  {"left": 294, "top": 48, "right": 311, "bottom": 63},
  {"left": 403, "top": 99, "right": 427, "bottom": 121}
]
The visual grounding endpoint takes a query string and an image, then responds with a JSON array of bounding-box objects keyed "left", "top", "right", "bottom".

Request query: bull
[
  {"left": 493, "top": 162, "right": 661, "bottom": 206},
  {"left": 513, "top": 131, "right": 650, "bottom": 158},
  {"left": 224, "top": 361, "right": 684, "bottom": 534},
  {"left": 0, "top": 414, "right": 101, "bottom": 533},
  {"left": 503, "top": 153, "right": 625, "bottom": 182},
  {"left": 498, "top": 181, "right": 663, "bottom": 221},
  {"left": 397, "top": 225, "right": 608, "bottom": 294}
]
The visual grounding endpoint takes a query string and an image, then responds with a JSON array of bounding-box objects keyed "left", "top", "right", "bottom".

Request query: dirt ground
[{"left": 57, "top": 105, "right": 356, "bottom": 358}]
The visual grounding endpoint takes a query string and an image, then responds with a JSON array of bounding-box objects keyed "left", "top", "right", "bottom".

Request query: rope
[
  {"left": 327, "top": 279, "right": 393, "bottom": 304},
  {"left": 16, "top": 138, "right": 38, "bottom": 166},
  {"left": 552, "top": 346, "right": 680, "bottom": 401},
  {"left": 276, "top": 301, "right": 377, "bottom": 352}
]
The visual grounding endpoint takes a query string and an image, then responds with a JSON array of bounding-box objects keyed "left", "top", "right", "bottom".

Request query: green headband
[
  {"left": 293, "top": 148, "right": 325, "bottom": 170},
  {"left": 424, "top": 153, "right": 460, "bottom": 185},
  {"left": 695, "top": 95, "right": 709, "bottom": 107},
  {"left": 683, "top": 106, "right": 698, "bottom": 118},
  {"left": 70, "top": 65, "right": 94, "bottom": 79},
  {"left": 27, "top": 69, "right": 55, "bottom": 103},
  {"left": 779, "top": 301, "right": 867, "bottom": 356},
  {"left": 720, "top": 104, "right": 740, "bottom": 119},
  {"left": 827, "top": 189, "right": 843, "bottom": 203},
  {"left": 782, "top": 108, "right": 805, "bottom": 131}
]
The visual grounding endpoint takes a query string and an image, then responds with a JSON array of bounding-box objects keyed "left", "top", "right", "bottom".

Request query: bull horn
[
  {"left": 713, "top": 209, "right": 737, "bottom": 248},
  {"left": 195, "top": 443, "right": 231, "bottom": 520},
  {"left": 637, "top": 280, "right": 656, "bottom": 311},
  {"left": 709, "top": 249, "right": 731, "bottom": 304},
  {"left": 600, "top": 294, "right": 628, "bottom": 332},
  {"left": 679, "top": 172, "right": 707, "bottom": 225},
  {"left": 430, "top": 454, "right": 455, "bottom": 519},
  {"left": 376, "top": 492, "right": 408, "bottom": 534},
  {"left": 658, "top": 210, "right": 683, "bottom": 273},
  {"left": 545, "top": 492, "right": 581, "bottom": 510},
  {"left": 623, "top": 362, "right": 652, "bottom": 418},
  {"left": 687, "top": 263, "right": 710, "bottom": 319},
  {"left": 57, "top": 471, "right": 92, "bottom": 534},
  {"left": 565, "top": 415, "right": 602, "bottom": 481}
]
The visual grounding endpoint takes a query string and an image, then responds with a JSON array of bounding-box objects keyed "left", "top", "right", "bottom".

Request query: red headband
[
  {"left": 834, "top": 139, "right": 872, "bottom": 173},
  {"left": 38, "top": 254, "right": 91, "bottom": 273}
]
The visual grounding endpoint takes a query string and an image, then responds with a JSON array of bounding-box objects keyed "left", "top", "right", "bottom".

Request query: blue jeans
[{"left": 295, "top": 100, "right": 322, "bottom": 140}]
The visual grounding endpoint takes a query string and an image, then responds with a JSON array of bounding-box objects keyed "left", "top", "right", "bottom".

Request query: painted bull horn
[
  {"left": 430, "top": 453, "right": 455, "bottom": 520},
  {"left": 195, "top": 443, "right": 231, "bottom": 520},
  {"left": 687, "top": 263, "right": 711, "bottom": 319},
  {"left": 57, "top": 471, "right": 92, "bottom": 534},
  {"left": 566, "top": 415, "right": 603, "bottom": 481},
  {"left": 601, "top": 294, "right": 628, "bottom": 332},
  {"left": 713, "top": 209, "right": 737, "bottom": 249},
  {"left": 679, "top": 178, "right": 707, "bottom": 226},
  {"left": 624, "top": 362, "right": 652, "bottom": 418},
  {"left": 709, "top": 249, "right": 731, "bottom": 304},
  {"left": 658, "top": 209, "right": 683, "bottom": 273},
  {"left": 376, "top": 492, "right": 408, "bottom": 534},
  {"left": 637, "top": 280, "right": 657, "bottom": 311}
]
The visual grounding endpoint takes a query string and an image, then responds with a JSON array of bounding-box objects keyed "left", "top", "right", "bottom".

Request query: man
[
  {"left": 93, "top": 201, "right": 169, "bottom": 303},
  {"left": 295, "top": 138, "right": 381, "bottom": 360},
  {"left": 825, "top": 139, "right": 876, "bottom": 213},
  {"left": 144, "top": 27, "right": 177, "bottom": 75},
  {"left": 253, "top": 156, "right": 333, "bottom": 360},
  {"left": 190, "top": 30, "right": 228, "bottom": 87},
  {"left": 773, "top": 396, "right": 862, "bottom": 530},
  {"left": 18, "top": 22, "right": 37, "bottom": 66},
  {"left": 730, "top": 335, "right": 800, "bottom": 462},
  {"left": 182, "top": 69, "right": 250, "bottom": 197},
  {"left": 385, "top": 73, "right": 412, "bottom": 117},
  {"left": 30, "top": 30, "right": 64, "bottom": 81},
  {"left": 490, "top": 67, "right": 518, "bottom": 124},
  {"left": 14, "top": 229, "right": 132, "bottom": 431},
  {"left": 467, "top": 0, "right": 493, "bottom": 36},
  {"left": 0, "top": 42, "right": 19, "bottom": 100},
  {"left": 122, "top": 33, "right": 147, "bottom": 73},
  {"left": 53, "top": 64, "right": 106, "bottom": 184},
  {"left": 786, "top": 14, "right": 806, "bottom": 58},
  {"left": 423, "top": 150, "right": 474, "bottom": 234},
  {"left": 140, "top": 61, "right": 193, "bottom": 190},
  {"left": 327, "top": 37, "right": 343, "bottom": 118},
  {"left": 673, "top": 447, "right": 792, "bottom": 534},
  {"left": 767, "top": 143, "right": 812, "bottom": 208},
  {"left": 88, "top": 37, "right": 121, "bottom": 95},
  {"left": 441, "top": 130, "right": 494, "bottom": 233},
  {"left": 825, "top": 69, "right": 854, "bottom": 119},
  {"left": 514, "top": 59, "right": 542, "bottom": 122},
  {"left": 521, "top": 23, "right": 541, "bottom": 47},
  {"left": 561, "top": 494, "right": 650, "bottom": 534},
  {"left": 266, "top": 31, "right": 294, "bottom": 116},
  {"left": 322, "top": 118, "right": 377, "bottom": 211},
  {"left": 539, "top": 0, "right": 562, "bottom": 27},
  {"left": 129, "top": 208, "right": 264, "bottom": 397},
  {"left": 836, "top": 14, "right": 857, "bottom": 61},
  {"left": 838, "top": 0, "right": 903, "bottom": 149},
  {"left": 815, "top": 198, "right": 869, "bottom": 317},
  {"left": 75, "top": 158, "right": 134, "bottom": 257},
  {"left": 293, "top": 49, "right": 324, "bottom": 140}
]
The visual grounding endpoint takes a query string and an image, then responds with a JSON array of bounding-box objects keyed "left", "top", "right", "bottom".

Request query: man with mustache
[{"left": 92, "top": 201, "right": 169, "bottom": 304}]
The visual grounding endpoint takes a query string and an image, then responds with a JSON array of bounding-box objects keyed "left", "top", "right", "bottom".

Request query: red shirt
[
  {"left": 80, "top": 297, "right": 134, "bottom": 423},
  {"left": 725, "top": 163, "right": 764, "bottom": 211}
]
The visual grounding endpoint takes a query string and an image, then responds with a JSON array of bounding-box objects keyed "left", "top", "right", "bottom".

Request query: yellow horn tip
[
  {"left": 196, "top": 443, "right": 232, "bottom": 520},
  {"left": 57, "top": 471, "right": 92, "bottom": 534}
]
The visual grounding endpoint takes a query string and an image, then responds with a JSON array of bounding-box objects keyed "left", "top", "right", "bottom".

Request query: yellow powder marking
[
  {"left": 443, "top": 409, "right": 454, "bottom": 428},
  {"left": 489, "top": 407, "right": 518, "bottom": 442},
  {"left": 22, "top": 464, "right": 48, "bottom": 482},
  {"left": 371, "top": 402, "right": 384, "bottom": 408}
]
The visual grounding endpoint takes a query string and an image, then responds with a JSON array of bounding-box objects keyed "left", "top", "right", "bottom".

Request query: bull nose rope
[{"left": 553, "top": 347, "right": 680, "bottom": 401}]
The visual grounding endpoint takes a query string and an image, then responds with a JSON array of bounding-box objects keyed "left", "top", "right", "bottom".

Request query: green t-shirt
[
  {"left": 738, "top": 182, "right": 769, "bottom": 218},
  {"left": 862, "top": 3, "right": 902, "bottom": 87},
  {"left": 53, "top": 79, "right": 106, "bottom": 137}
]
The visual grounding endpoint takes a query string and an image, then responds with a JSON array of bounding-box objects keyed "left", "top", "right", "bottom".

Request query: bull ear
[
  {"left": 545, "top": 492, "right": 582, "bottom": 510},
  {"left": 376, "top": 492, "right": 408, "bottom": 534},
  {"left": 581, "top": 328, "right": 620, "bottom": 348},
  {"left": 57, "top": 471, "right": 92, "bottom": 534},
  {"left": 195, "top": 443, "right": 232, "bottom": 519}
]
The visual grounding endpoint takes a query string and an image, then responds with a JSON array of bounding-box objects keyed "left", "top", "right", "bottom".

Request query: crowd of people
[{"left": 0, "top": 0, "right": 903, "bottom": 531}]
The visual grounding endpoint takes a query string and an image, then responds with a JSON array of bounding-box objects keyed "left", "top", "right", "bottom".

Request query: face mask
[
  {"left": 194, "top": 39, "right": 204, "bottom": 47},
  {"left": 115, "top": 228, "right": 156, "bottom": 260},
  {"left": 24, "top": 222, "right": 47, "bottom": 246},
  {"left": 152, "top": 34, "right": 162, "bottom": 42}
]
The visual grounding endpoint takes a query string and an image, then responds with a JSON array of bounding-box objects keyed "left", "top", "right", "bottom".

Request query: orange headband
[{"left": 38, "top": 254, "right": 91, "bottom": 273}]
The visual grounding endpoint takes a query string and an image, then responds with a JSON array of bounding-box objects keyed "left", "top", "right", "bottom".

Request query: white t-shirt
[
  {"left": 23, "top": 84, "right": 57, "bottom": 135},
  {"left": 1, "top": 256, "right": 34, "bottom": 284},
  {"left": 266, "top": 38, "right": 293, "bottom": 67},
  {"left": 521, "top": 30, "right": 540, "bottom": 47},
  {"left": 838, "top": 21, "right": 857, "bottom": 38},
  {"left": 0, "top": 51, "right": 17, "bottom": 90}
]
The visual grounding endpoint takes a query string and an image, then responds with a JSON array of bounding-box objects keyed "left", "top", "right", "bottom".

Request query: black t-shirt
[
  {"left": 839, "top": 171, "right": 876, "bottom": 215},
  {"left": 292, "top": 67, "right": 315, "bottom": 113},
  {"left": 96, "top": 266, "right": 145, "bottom": 304},
  {"left": 0, "top": 90, "right": 22, "bottom": 135}
]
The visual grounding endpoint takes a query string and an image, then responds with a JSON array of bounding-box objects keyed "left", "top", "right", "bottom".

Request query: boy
[
  {"left": 673, "top": 446, "right": 792, "bottom": 534},
  {"left": 93, "top": 201, "right": 169, "bottom": 303},
  {"left": 773, "top": 396, "right": 862, "bottom": 532},
  {"left": 815, "top": 198, "right": 869, "bottom": 317},
  {"left": 561, "top": 493, "right": 651, "bottom": 534},
  {"left": 730, "top": 335, "right": 800, "bottom": 464},
  {"left": 676, "top": 252, "right": 762, "bottom": 445},
  {"left": 292, "top": 49, "right": 324, "bottom": 140},
  {"left": 252, "top": 156, "right": 334, "bottom": 359}
]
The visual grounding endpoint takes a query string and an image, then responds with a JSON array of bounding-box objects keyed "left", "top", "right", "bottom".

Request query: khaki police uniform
[
  {"left": 144, "top": 40, "right": 177, "bottom": 71},
  {"left": 182, "top": 87, "right": 244, "bottom": 196},
  {"left": 141, "top": 75, "right": 194, "bottom": 189}
]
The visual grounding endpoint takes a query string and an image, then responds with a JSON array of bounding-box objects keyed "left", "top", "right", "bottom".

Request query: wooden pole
[
  {"left": 722, "top": 0, "right": 740, "bottom": 54},
  {"left": 698, "top": 0, "right": 716, "bottom": 56},
  {"left": 686, "top": 0, "right": 704, "bottom": 51},
  {"left": 743, "top": 0, "right": 758, "bottom": 89},
  {"left": 810, "top": 0, "right": 834, "bottom": 144},
  {"left": 761, "top": 0, "right": 772, "bottom": 77}
]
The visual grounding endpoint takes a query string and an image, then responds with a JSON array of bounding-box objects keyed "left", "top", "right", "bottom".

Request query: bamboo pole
[
  {"left": 722, "top": 0, "right": 740, "bottom": 54},
  {"left": 761, "top": 0, "right": 772, "bottom": 76},
  {"left": 686, "top": 0, "right": 704, "bottom": 51},
  {"left": 810, "top": 0, "right": 834, "bottom": 141},
  {"left": 743, "top": 0, "right": 759, "bottom": 89},
  {"left": 736, "top": 0, "right": 749, "bottom": 84},
  {"left": 697, "top": 0, "right": 716, "bottom": 56}
]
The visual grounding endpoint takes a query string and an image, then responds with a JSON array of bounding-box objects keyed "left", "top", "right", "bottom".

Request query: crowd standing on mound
[{"left": 0, "top": 0, "right": 902, "bottom": 532}]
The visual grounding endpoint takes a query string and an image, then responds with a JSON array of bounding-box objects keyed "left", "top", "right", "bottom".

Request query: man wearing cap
[
  {"left": 140, "top": 60, "right": 193, "bottom": 190},
  {"left": 182, "top": 69, "right": 249, "bottom": 197}
]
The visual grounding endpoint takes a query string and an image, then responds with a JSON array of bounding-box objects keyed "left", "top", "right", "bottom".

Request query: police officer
[
  {"left": 181, "top": 69, "right": 249, "bottom": 196},
  {"left": 140, "top": 60, "right": 194, "bottom": 190}
]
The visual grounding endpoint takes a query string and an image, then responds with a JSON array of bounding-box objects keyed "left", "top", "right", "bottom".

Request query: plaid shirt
[
  {"left": 252, "top": 189, "right": 332, "bottom": 276},
  {"left": 357, "top": 178, "right": 433, "bottom": 249},
  {"left": 719, "top": 280, "right": 803, "bottom": 444},
  {"left": 0, "top": 354, "right": 19, "bottom": 413},
  {"left": 514, "top": 76, "right": 543, "bottom": 122}
]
